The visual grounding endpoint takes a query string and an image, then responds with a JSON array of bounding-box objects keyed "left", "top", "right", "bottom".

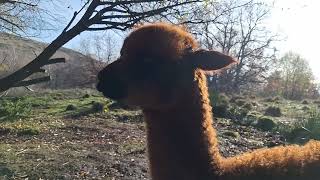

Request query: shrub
[
  {"left": 287, "top": 127, "right": 312, "bottom": 144},
  {"left": 243, "top": 111, "right": 261, "bottom": 125},
  {"left": 303, "top": 111, "right": 320, "bottom": 140},
  {"left": 285, "top": 111, "right": 320, "bottom": 144},
  {"left": 263, "top": 97, "right": 274, "bottom": 102},
  {"left": 66, "top": 104, "right": 77, "bottom": 111},
  {"left": 302, "top": 106, "right": 310, "bottom": 111},
  {"left": 235, "top": 99, "right": 246, "bottom": 106},
  {"left": 82, "top": 94, "right": 90, "bottom": 98},
  {"left": 242, "top": 102, "right": 253, "bottom": 111},
  {"left": 229, "top": 95, "right": 244, "bottom": 103},
  {"left": 263, "top": 96, "right": 282, "bottom": 103},
  {"left": 213, "top": 105, "right": 229, "bottom": 118},
  {"left": 17, "top": 127, "right": 40, "bottom": 136},
  {"left": 92, "top": 102, "right": 105, "bottom": 112},
  {"left": 273, "top": 96, "right": 282, "bottom": 101},
  {"left": 210, "top": 92, "right": 230, "bottom": 118},
  {"left": 228, "top": 106, "right": 249, "bottom": 121},
  {"left": 255, "top": 116, "right": 276, "bottom": 131},
  {"left": 313, "top": 100, "right": 320, "bottom": 104},
  {"left": 251, "top": 101, "right": 259, "bottom": 107},
  {"left": 108, "top": 101, "right": 135, "bottom": 110},
  {"left": 264, "top": 106, "right": 282, "bottom": 117},
  {"left": 0, "top": 98, "right": 31, "bottom": 121}
]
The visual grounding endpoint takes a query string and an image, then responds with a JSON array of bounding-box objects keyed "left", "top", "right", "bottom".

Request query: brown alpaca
[{"left": 97, "top": 23, "right": 320, "bottom": 180}]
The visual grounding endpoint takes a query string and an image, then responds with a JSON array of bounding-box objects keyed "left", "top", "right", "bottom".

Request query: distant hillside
[{"left": 0, "top": 32, "right": 106, "bottom": 89}]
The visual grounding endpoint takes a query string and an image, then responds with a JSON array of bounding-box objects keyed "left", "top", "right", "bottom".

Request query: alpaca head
[{"left": 97, "top": 23, "right": 236, "bottom": 110}]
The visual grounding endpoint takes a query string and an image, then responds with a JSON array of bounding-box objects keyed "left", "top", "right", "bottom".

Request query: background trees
[
  {"left": 264, "top": 52, "right": 319, "bottom": 100},
  {"left": 0, "top": 0, "right": 318, "bottom": 99},
  {"left": 187, "top": 0, "right": 278, "bottom": 93}
]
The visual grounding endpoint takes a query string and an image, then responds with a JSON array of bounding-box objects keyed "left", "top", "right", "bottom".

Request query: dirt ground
[{"left": 0, "top": 110, "right": 285, "bottom": 179}]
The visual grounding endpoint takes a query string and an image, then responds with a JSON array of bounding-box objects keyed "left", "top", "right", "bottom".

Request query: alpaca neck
[{"left": 143, "top": 70, "right": 222, "bottom": 180}]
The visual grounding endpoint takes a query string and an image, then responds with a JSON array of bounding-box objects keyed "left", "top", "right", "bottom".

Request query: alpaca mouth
[{"left": 96, "top": 81, "right": 127, "bottom": 100}]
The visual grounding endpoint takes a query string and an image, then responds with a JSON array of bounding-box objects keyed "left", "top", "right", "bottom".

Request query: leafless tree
[
  {"left": 190, "top": 0, "right": 279, "bottom": 93},
  {"left": 0, "top": 0, "right": 64, "bottom": 36},
  {"left": 78, "top": 32, "right": 117, "bottom": 72},
  {"left": 0, "top": 0, "right": 202, "bottom": 92}
]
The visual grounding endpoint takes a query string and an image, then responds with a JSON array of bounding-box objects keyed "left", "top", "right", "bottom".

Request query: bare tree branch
[
  {"left": 0, "top": 0, "right": 204, "bottom": 92},
  {"left": 13, "top": 76, "right": 51, "bottom": 87}
]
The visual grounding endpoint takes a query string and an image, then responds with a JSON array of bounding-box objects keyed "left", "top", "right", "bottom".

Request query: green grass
[
  {"left": 0, "top": 90, "right": 111, "bottom": 119},
  {"left": 0, "top": 90, "right": 112, "bottom": 136}
]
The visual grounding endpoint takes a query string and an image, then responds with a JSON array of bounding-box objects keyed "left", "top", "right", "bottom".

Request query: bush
[
  {"left": 263, "top": 97, "right": 274, "bottom": 102},
  {"left": 302, "top": 106, "right": 310, "bottom": 111},
  {"left": 213, "top": 105, "right": 229, "bottom": 118},
  {"left": 210, "top": 92, "right": 230, "bottom": 118},
  {"left": 108, "top": 101, "right": 135, "bottom": 110},
  {"left": 263, "top": 96, "right": 282, "bottom": 103},
  {"left": 273, "top": 96, "right": 282, "bottom": 101},
  {"left": 242, "top": 102, "right": 253, "bottom": 111},
  {"left": 17, "top": 127, "right": 40, "bottom": 136},
  {"left": 92, "top": 102, "right": 105, "bottom": 112},
  {"left": 243, "top": 111, "right": 261, "bottom": 125},
  {"left": 235, "top": 99, "right": 246, "bottom": 106},
  {"left": 303, "top": 111, "right": 320, "bottom": 140},
  {"left": 0, "top": 98, "right": 31, "bottom": 121},
  {"left": 82, "top": 94, "right": 90, "bottom": 98},
  {"left": 228, "top": 106, "right": 249, "bottom": 121},
  {"left": 313, "top": 100, "right": 320, "bottom": 104},
  {"left": 284, "top": 111, "right": 320, "bottom": 144},
  {"left": 264, "top": 106, "right": 282, "bottom": 117},
  {"left": 251, "top": 101, "right": 259, "bottom": 107},
  {"left": 229, "top": 95, "right": 244, "bottom": 103},
  {"left": 255, "top": 116, "right": 276, "bottom": 131},
  {"left": 66, "top": 104, "right": 77, "bottom": 111},
  {"left": 287, "top": 127, "right": 312, "bottom": 144}
]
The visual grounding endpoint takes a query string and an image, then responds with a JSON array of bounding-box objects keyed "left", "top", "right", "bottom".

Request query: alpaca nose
[
  {"left": 96, "top": 73, "right": 128, "bottom": 100},
  {"left": 96, "top": 70, "right": 106, "bottom": 92},
  {"left": 97, "top": 69, "right": 104, "bottom": 81}
]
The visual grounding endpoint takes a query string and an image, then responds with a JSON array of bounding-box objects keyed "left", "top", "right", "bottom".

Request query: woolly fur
[{"left": 101, "top": 23, "right": 320, "bottom": 180}]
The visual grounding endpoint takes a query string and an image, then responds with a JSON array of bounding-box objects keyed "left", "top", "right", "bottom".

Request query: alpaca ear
[{"left": 189, "top": 49, "right": 237, "bottom": 71}]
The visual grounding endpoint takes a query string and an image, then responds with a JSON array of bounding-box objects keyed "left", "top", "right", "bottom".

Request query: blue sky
[{"left": 34, "top": 0, "right": 320, "bottom": 82}]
